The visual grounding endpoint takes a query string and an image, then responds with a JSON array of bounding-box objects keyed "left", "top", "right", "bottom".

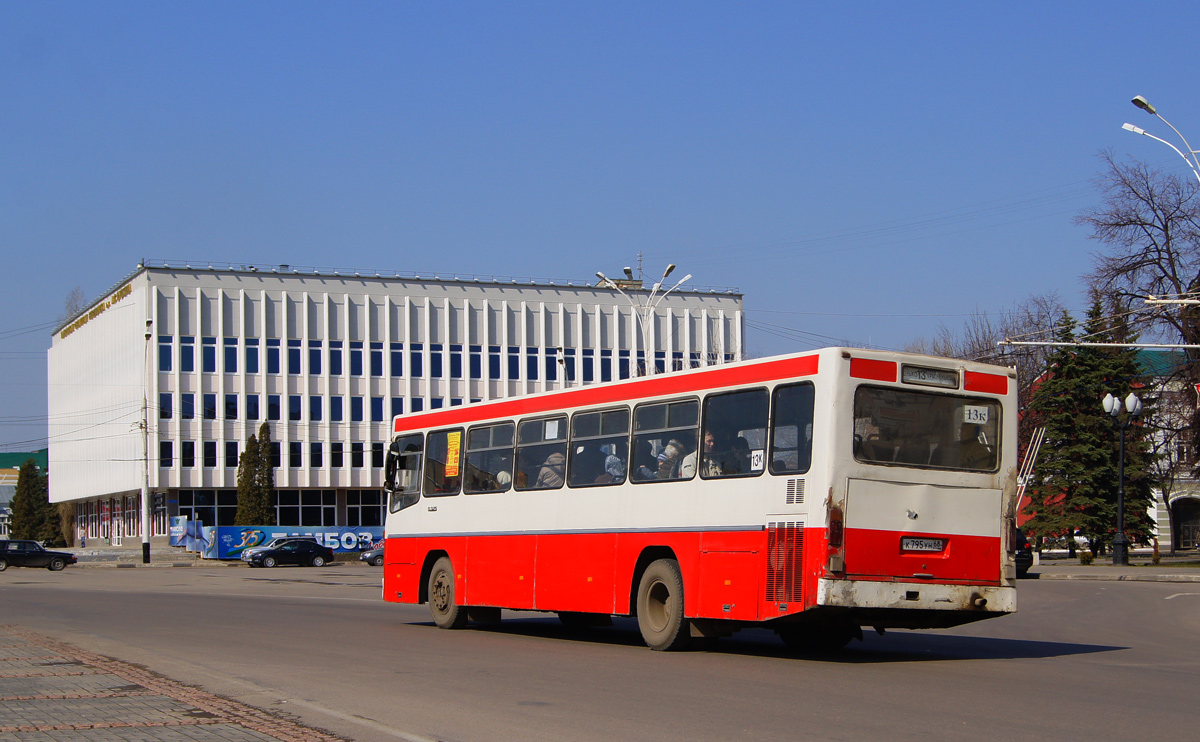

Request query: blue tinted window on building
[
  {"left": 159, "top": 441, "right": 173, "bottom": 468},
  {"left": 181, "top": 393, "right": 195, "bottom": 420},
  {"left": 159, "top": 393, "right": 172, "bottom": 419},
  {"left": 288, "top": 340, "right": 301, "bottom": 374},
  {"left": 349, "top": 341, "right": 362, "bottom": 376},
  {"left": 245, "top": 338, "right": 259, "bottom": 374},
  {"left": 409, "top": 343, "right": 423, "bottom": 377},
  {"left": 310, "top": 396, "right": 322, "bottom": 421},
  {"left": 246, "top": 394, "right": 259, "bottom": 420},
  {"left": 225, "top": 394, "right": 237, "bottom": 419},
  {"left": 351, "top": 397, "right": 364, "bottom": 422},
  {"left": 224, "top": 338, "right": 238, "bottom": 373},
  {"left": 180, "top": 337, "right": 195, "bottom": 372},
  {"left": 267, "top": 339, "right": 280, "bottom": 374},
  {"left": 331, "top": 396, "right": 344, "bottom": 422},
  {"left": 202, "top": 338, "right": 217, "bottom": 373},
  {"left": 203, "top": 394, "right": 217, "bottom": 420},
  {"left": 268, "top": 394, "right": 281, "bottom": 421},
  {"left": 289, "top": 395, "right": 302, "bottom": 421},
  {"left": 371, "top": 396, "right": 384, "bottom": 422},
  {"left": 308, "top": 341, "right": 322, "bottom": 376},
  {"left": 390, "top": 343, "right": 403, "bottom": 376},
  {"left": 158, "top": 336, "right": 172, "bottom": 372},
  {"left": 329, "top": 341, "right": 343, "bottom": 376},
  {"left": 430, "top": 344, "right": 443, "bottom": 377},
  {"left": 370, "top": 343, "right": 383, "bottom": 376}
]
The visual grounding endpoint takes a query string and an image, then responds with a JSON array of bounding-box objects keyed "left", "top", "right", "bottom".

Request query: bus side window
[
  {"left": 515, "top": 415, "right": 568, "bottom": 491},
  {"left": 464, "top": 422, "right": 515, "bottom": 494},
  {"left": 697, "top": 389, "right": 768, "bottom": 478},
  {"left": 568, "top": 407, "right": 630, "bottom": 487},
  {"left": 424, "top": 428, "right": 464, "bottom": 496},
  {"left": 770, "top": 383, "right": 814, "bottom": 475},
  {"left": 632, "top": 399, "right": 698, "bottom": 483},
  {"left": 387, "top": 433, "right": 424, "bottom": 512}
]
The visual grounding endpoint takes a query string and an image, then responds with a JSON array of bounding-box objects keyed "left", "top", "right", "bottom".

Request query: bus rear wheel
[
  {"left": 636, "top": 559, "right": 690, "bottom": 651},
  {"left": 428, "top": 557, "right": 467, "bottom": 629}
]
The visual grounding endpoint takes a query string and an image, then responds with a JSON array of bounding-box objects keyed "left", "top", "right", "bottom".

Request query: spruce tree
[
  {"left": 1023, "top": 313, "right": 1091, "bottom": 549},
  {"left": 1023, "top": 293, "right": 1157, "bottom": 554},
  {"left": 9, "top": 459, "right": 45, "bottom": 541},
  {"left": 233, "top": 422, "right": 276, "bottom": 526},
  {"left": 234, "top": 433, "right": 266, "bottom": 525}
]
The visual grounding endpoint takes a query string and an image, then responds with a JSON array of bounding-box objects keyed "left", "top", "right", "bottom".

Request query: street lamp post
[
  {"left": 596, "top": 264, "right": 692, "bottom": 376},
  {"left": 1102, "top": 392, "right": 1143, "bottom": 566},
  {"left": 1122, "top": 95, "right": 1200, "bottom": 187}
]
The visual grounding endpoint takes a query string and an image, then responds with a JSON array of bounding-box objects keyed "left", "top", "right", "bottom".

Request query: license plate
[{"left": 901, "top": 537, "right": 945, "bottom": 552}]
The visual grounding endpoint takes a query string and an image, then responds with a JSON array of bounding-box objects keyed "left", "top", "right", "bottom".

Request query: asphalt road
[{"left": 3, "top": 565, "right": 1197, "bottom": 742}]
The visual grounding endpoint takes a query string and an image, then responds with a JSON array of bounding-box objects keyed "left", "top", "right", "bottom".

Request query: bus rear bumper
[{"left": 817, "top": 578, "right": 1015, "bottom": 625}]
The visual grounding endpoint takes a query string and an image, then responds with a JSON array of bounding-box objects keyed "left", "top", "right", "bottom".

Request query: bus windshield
[{"left": 853, "top": 386, "right": 1000, "bottom": 472}]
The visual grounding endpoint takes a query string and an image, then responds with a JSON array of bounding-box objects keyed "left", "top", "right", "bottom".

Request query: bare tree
[
  {"left": 1078, "top": 150, "right": 1200, "bottom": 541},
  {"left": 58, "top": 286, "right": 87, "bottom": 325},
  {"left": 906, "top": 293, "right": 1066, "bottom": 532}
]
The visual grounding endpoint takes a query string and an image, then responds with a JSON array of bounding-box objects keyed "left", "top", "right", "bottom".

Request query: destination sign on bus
[{"left": 901, "top": 365, "right": 959, "bottom": 389}]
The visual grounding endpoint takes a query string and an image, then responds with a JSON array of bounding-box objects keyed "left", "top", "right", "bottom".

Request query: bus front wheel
[
  {"left": 636, "top": 559, "right": 691, "bottom": 651},
  {"left": 428, "top": 557, "right": 467, "bottom": 629}
]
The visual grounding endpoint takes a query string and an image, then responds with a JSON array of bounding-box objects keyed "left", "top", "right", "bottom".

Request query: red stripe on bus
[
  {"left": 393, "top": 354, "right": 820, "bottom": 433},
  {"left": 843, "top": 528, "right": 1000, "bottom": 583},
  {"left": 382, "top": 525, "right": 1002, "bottom": 620},
  {"left": 849, "top": 358, "right": 897, "bottom": 382},
  {"left": 963, "top": 371, "right": 1008, "bottom": 395}
]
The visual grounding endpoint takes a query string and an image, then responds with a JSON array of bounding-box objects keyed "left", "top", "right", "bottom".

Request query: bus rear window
[{"left": 854, "top": 387, "right": 1000, "bottom": 472}]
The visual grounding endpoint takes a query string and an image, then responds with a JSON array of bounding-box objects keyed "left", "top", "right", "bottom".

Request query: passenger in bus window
[
  {"left": 682, "top": 431, "right": 722, "bottom": 478},
  {"left": 633, "top": 439, "right": 657, "bottom": 481},
  {"left": 723, "top": 436, "right": 752, "bottom": 474},
  {"left": 535, "top": 450, "right": 566, "bottom": 489},
  {"left": 603, "top": 446, "right": 626, "bottom": 483},
  {"left": 958, "top": 424, "right": 994, "bottom": 470},
  {"left": 657, "top": 438, "right": 690, "bottom": 479}
]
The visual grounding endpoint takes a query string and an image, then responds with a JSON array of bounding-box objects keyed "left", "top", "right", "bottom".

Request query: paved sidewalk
[
  {"left": 0, "top": 626, "right": 347, "bottom": 742},
  {"left": 1030, "top": 555, "right": 1200, "bottom": 583}
]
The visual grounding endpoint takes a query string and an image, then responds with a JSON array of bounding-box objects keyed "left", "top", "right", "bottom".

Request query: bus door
[{"left": 845, "top": 386, "right": 1004, "bottom": 584}]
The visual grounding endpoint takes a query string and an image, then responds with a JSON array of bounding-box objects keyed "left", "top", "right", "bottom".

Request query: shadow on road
[{"left": 408, "top": 615, "right": 1125, "bottom": 663}]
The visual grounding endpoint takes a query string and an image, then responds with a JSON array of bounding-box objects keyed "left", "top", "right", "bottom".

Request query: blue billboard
[{"left": 210, "top": 526, "right": 384, "bottom": 560}]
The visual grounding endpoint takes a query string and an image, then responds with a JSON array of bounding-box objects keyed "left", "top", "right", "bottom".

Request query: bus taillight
[
  {"left": 827, "top": 506, "right": 845, "bottom": 574},
  {"left": 828, "top": 507, "right": 844, "bottom": 548}
]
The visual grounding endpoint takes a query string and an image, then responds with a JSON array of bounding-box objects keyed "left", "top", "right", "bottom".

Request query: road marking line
[{"left": 1164, "top": 592, "right": 1200, "bottom": 600}]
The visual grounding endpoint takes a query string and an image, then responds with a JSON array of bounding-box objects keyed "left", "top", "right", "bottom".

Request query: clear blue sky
[{"left": 3, "top": 2, "right": 1199, "bottom": 450}]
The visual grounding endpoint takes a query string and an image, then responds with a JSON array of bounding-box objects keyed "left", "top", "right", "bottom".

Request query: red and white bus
[{"left": 381, "top": 348, "right": 1020, "bottom": 650}]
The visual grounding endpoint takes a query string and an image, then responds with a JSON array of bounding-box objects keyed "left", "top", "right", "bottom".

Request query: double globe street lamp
[{"left": 1101, "top": 392, "right": 1143, "bottom": 566}]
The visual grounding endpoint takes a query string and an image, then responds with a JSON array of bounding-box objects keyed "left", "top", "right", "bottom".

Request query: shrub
[{"left": 1079, "top": 549, "right": 1094, "bottom": 566}]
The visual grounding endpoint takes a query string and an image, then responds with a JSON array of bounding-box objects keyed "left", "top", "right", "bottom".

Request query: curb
[{"left": 1033, "top": 572, "right": 1200, "bottom": 583}]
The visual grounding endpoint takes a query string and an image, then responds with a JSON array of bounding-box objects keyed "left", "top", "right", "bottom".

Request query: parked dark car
[
  {"left": 246, "top": 539, "right": 335, "bottom": 568},
  {"left": 1014, "top": 528, "right": 1033, "bottom": 578},
  {"left": 239, "top": 535, "right": 319, "bottom": 563},
  {"left": 359, "top": 546, "right": 384, "bottom": 566},
  {"left": 0, "top": 540, "right": 78, "bottom": 571}
]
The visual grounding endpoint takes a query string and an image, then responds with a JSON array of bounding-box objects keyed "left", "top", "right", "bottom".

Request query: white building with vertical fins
[{"left": 47, "top": 261, "right": 743, "bottom": 544}]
